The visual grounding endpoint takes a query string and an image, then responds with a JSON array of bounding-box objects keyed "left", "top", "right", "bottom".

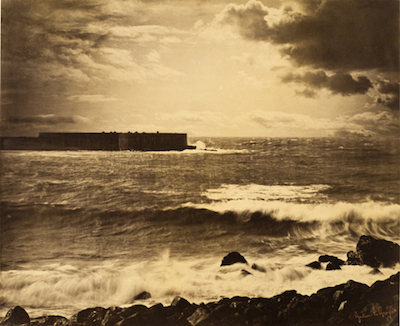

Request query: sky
[{"left": 1, "top": 0, "right": 399, "bottom": 138}]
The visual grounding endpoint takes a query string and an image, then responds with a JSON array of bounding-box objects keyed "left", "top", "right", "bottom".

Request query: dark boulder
[
  {"left": 69, "top": 307, "right": 107, "bottom": 326},
  {"left": 319, "top": 255, "right": 345, "bottom": 266},
  {"left": 346, "top": 235, "right": 400, "bottom": 267},
  {"left": 101, "top": 307, "right": 123, "bottom": 326},
  {"left": 1, "top": 306, "right": 30, "bottom": 325},
  {"left": 171, "top": 296, "right": 192, "bottom": 312},
  {"left": 123, "top": 304, "right": 148, "bottom": 316},
  {"left": 29, "top": 316, "right": 68, "bottom": 326},
  {"left": 306, "top": 261, "right": 322, "bottom": 270},
  {"left": 326, "top": 262, "right": 341, "bottom": 270},
  {"left": 221, "top": 252, "right": 248, "bottom": 266},
  {"left": 360, "top": 272, "right": 399, "bottom": 308},
  {"left": 133, "top": 291, "right": 151, "bottom": 301},
  {"left": 346, "top": 250, "right": 362, "bottom": 265},
  {"left": 187, "top": 306, "right": 213, "bottom": 326},
  {"left": 273, "top": 290, "right": 298, "bottom": 306}
]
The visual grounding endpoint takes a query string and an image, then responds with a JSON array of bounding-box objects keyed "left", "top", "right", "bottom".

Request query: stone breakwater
[{"left": 1, "top": 235, "right": 399, "bottom": 326}]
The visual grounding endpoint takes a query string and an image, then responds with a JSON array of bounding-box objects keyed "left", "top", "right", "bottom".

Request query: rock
[
  {"left": 187, "top": 306, "right": 212, "bottom": 326},
  {"left": 306, "top": 261, "right": 322, "bottom": 269},
  {"left": 70, "top": 307, "right": 107, "bottom": 326},
  {"left": 171, "top": 297, "right": 192, "bottom": 312},
  {"left": 346, "top": 235, "right": 400, "bottom": 268},
  {"left": 133, "top": 291, "right": 151, "bottom": 301},
  {"left": 221, "top": 252, "right": 248, "bottom": 266},
  {"left": 273, "top": 290, "right": 298, "bottom": 306},
  {"left": 1, "top": 306, "right": 30, "bottom": 325},
  {"left": 251, "top": 263, "right": 266, "bottom": 272},
  {"left": 369, "top": 267, "right": 382, "bottom": 275},
  {"left": 120, "top": 305, "right": 148, "bottom": 320},
  {"left": 360, "top": 272, "right": 399, "bottom": 308},
  {"left": 101, "top": 307, "right": 123, "bottom": 326},
  {"left": 319, "top": 255, "right": 345, "bottom": 266},
  {"left": 346, "top": 250, "right": 362, "bottom": 265},
  {"left": 326, "top": 262, "right": 341, "bottom": 270},
  {"left": 29, "top": 316, "right": 68, "bottom": 326},
  {"left": 115, "top": 304, "right": 170, "bottom": 326},
  {"left": 241, "top": 269, "right": 252, "bottom": 276}
]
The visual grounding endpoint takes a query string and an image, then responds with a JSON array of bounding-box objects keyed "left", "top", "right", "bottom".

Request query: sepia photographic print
[{"left": 1, "top": 0, "right": 399, "bottom": 325}]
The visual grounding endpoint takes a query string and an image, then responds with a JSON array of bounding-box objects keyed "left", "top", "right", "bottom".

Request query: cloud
[
  {"left": 282, "top": 71, "right": 372, "bottom": 96},
  {"left": 217, "top": 0, "right": 399, "bottom": 72},
  {"left": 373, "top": 79, "right": 399, "bottom": 110},
  {"left": 337, "top": 111, "right": 399, "bottom": 136},
  {"left": 1, "top": 0, "right": 186, "bottom": 94},
  {"left": 249, "top": 110, "right": 399, "bottom": 137},
  {"left": 295, "top": 88, "right": 317, "bottom": 98},
  {"left": 6, "top": 114, "right": 78, "bottom": 125}
]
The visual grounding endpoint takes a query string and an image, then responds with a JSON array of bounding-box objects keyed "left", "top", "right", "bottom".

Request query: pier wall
[
  {"left": 119, "top": 133, "right": 187, "bottom": 151},
  {"left": 1, "top": 132, "right": 189, "bottom": 151}
]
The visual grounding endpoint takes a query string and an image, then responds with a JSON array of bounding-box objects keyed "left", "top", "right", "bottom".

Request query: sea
[{"left": 1, "top": 137, "right": 399, "bottom": 319}]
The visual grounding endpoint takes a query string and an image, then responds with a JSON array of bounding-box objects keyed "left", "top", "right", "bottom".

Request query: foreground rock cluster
[
  {"left": 1, "top": 272, "right": 399, "bottom": 326},
  {"left": 1, "top": 235, "right": 399, "bottom": 326}
]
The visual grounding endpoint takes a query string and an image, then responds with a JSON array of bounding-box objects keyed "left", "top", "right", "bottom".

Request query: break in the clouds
[{"left": 281, "top": 71, "right": 372, "bottom": 97}]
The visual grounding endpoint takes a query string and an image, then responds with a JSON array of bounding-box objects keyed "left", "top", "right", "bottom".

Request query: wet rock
[
  {"left": 346, "top": 250, "right": 362, "bottom": 265},
  {"left": 347, "top": 235, "right": 400, "bottom": 267},
  {"left": 29, "top": 316, "right": 68, "bottom": 326},
  {"left": 116, "top": 304, "right": 169, "bottom": 326},
  {"left": 273, "top": 290, "right": 298, "bottom": 306},
  {"left": 100, "top": 307, "right": 123, "bottom": 326},
  {"left": 133, "top": 291, "right": 151, "bottom": 301},
  {"left": 326, "top": 262, "right": 341, "bottom": 270},
  {"left": 306, "top": 261, "right": 322, "bottom": 269},
  {"left": 220, "top": 252, "right": 248, "bottom": 266},
  {"left": 319, "top": 255, "right": 345, "bottom": 266},
  {"left": 187, "top": 306, "right": 212, "bottom": 326},
  {"left": 360, "top": 272, "right": 399, "bottom": 308},
  {"left": 1, "top": 306, "right": 30, "bottom": 325},
  {"left": 171, "top": 297, "right": 192, "bottom": 312},
  {"left": 69, "top": 307, "right": 107, "bottom": 326},
  {"left": 121, "top": 304, "right": 148, "bottom": 319}
]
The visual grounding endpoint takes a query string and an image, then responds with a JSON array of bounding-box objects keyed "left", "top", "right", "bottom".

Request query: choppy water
[{"left": 1, "top": 137, "right": 399, "bottom": 318}]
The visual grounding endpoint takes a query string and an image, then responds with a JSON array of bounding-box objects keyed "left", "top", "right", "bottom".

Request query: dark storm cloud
[
  {"left": 6, "top": 115, "right": 77, "bottom": 125},
  {"left": 374, "top": 80, "right": 400, "bottom": 110},
  {"left": 219, "top": 0, "right": 399, "bottom": 72},
  {"left": 282, "top": 71, "right": 372, "bottom": 96}
]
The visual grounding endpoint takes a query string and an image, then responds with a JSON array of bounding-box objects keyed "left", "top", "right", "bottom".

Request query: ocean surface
[{"left": 1, "top": 137, "right": 399, "bottom": 318}]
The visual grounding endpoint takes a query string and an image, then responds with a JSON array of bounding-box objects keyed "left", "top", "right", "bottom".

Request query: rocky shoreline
[{"left": 2, "top": 235, "right": 399, "bottom": 326}]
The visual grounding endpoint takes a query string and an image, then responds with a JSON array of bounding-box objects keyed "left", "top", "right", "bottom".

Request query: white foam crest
[
  {"left": 186, "top": 199, "right": 400, "bottom": 223},
  {"left": 202, "top": 184, "right": 331, "bottom": 203}
]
